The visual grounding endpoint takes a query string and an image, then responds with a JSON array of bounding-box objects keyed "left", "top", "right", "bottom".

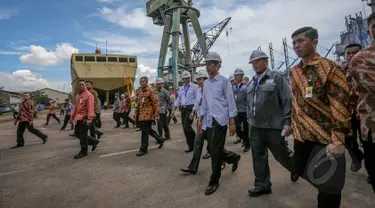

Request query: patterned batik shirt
[
  {"left": 89, "top": 89, "right": 100, "bottom": 113},
  {"left": 290, "top": 54, "right": 350, "bottom": 145},
  {"left": 136, "top": 86, "right": 160, "bottom": 121},
  {"left": 350, "top": 42, "right": 375, "bottom": 142},
  {"left": 17, "top": 100, "right": 35, "bottom": 122},
  {"left": 157, "top": 87, "right": 172, "bottom": 114}
]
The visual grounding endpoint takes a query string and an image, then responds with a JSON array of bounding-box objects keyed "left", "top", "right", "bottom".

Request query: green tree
[
  {"left": 29, "top": 91, "right": 51, "bottom": 105},
  {"left": 0, "top": 97, "right": 6, "bottom": 108}
]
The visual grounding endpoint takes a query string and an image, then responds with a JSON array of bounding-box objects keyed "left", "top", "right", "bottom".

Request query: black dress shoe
[
  {"left": 291, "top": 171, "right": 299, "bottom": 182},
  {"left": 158, "top": 139, "right": 165, "bottom": 149},
  {"left": 136, "top": 151, "right": 147, "bottom": 156},
  {"left": 123, "top": 126, "right": 129, "bottom": 129},
  {"left": 185, "top": 148, "right": 193, "bottom": 153},
  {"left": 180, "top": 168, "right": 196, "bottom": 174},
  {"left": 232, "top": 155, "right": 241, "bottom": 172},
  {"left": 97, "top": 132, "right": 104, "bottom": 139},
  {"left": 10, "top": 144, "right": 24, "bottom": 149},
  {"left": 205, "top": 184, "right": 219, "bottom": 195},
  {"left": 243, "top": 147, "right": 250, "bottom": 152},
  {"left": 248, "top": 188, "right": 272, "bottom": 197},
  {"left": 69, "top": 133, "right": 76, "bottom": 137},
  {"left": 92, "top": 140, "right": 99, "bottom": 151},
  {"left": 74, "top": 151, "right": 88, "bottom": 159},
  {"left": 136, "top": 129, "right": 141, "bottom": 131},
  {"left": 202, "top": 152, "right": 211, "bottom": 159},
  {"left": 42, "top": 136, "right": 48, "bottom": 144}
]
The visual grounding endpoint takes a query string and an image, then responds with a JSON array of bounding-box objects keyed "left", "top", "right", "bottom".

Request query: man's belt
[{"left": 181, "top": 105, "right": 194, "bottom": 109}]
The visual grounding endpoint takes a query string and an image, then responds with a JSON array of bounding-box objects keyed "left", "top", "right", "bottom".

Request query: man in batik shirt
[
  {"left": 290, "top": 26, "right": 350, "bottom": 207},
  {"left": 12, "top": 93, "right": 48, "bottom": 148},
  {"left": 350, "top": 12, "right": 375, "bottom": 193}
]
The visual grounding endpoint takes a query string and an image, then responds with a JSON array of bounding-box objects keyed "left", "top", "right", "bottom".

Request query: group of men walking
[
  {"left": 8, "top": 16, "right": 375, "bottom": 207},
  {"left": 169, "top": 23, "right": 375, "bottom": 207}
]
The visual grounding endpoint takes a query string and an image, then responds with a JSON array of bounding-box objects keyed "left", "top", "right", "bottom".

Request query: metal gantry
[
  {"left": 268, "top": 43, "right": 275, "bottom": 70},
  {"left": 146, "top": 0, "right": 230, "bottom": 88}
]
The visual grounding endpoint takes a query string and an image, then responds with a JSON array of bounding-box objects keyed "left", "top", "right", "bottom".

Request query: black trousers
[
  {"left": 17, "top": 121, "right": 47, "bottom": 145},
  {"left": 294, "top": 140, "right": 346, "bottom": 208},
  {"left": 250, "top": 126, "right": 295, "bottom": 190},
  {"left": 60, "top": 109, "right": 64, "bottom": 116},
  {"left": 139, "top": 120, "right": 162, "bottom": 153},
  {"left": 181, "top": 107, "right": 196, "bottom": 150},
  {"left": 157, "top": 113, "right": 170, "bottom": 139},
  {"left": 95, "top": 113, "right": 102, "bottom": 128},
  {"left": 345, "top": 113, "right": 364, "bottom": 165},
  {"left": 61, "top": 114, "right": 73, "bottom": 130},
  {"left": 113, "top": 112, "right": 121, "bottom": 127},
  {"left": 188, "top": 130, "right": 210, "bottom": 172},
  {"left": 235, "top": 112, "right": 250, "bottom": 148},
  {"left": 364, "top": 129, "right": 375, "bottom": 193},
  {"left": 46, "top": 114, "right": 60, "bottom": 124},
  {"left": 207, "top": 119, "right": 239, "bottom": 186},
  {"left": 75, "top": 120, "right": 99, "bottom": 152},
  {"left": 89, "top": 116, "right": 103, "bottom": 138},
  {"left": 122, "top": 112, "right": 135, "bottom": 127}
]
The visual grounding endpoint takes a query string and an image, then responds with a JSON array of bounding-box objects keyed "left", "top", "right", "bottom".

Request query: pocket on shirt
[{"left": 260, "top": 83, "right": 276, "bottom": 92}]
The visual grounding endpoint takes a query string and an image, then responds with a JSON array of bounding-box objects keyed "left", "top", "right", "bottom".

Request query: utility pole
[
  {"left": 282, "top": 38, "right": 290, "bottom": 79},
  {"left": 269, "top": 43, "right": 275, "bottom": 70}
]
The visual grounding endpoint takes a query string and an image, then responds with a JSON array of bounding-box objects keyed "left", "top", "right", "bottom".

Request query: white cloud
[
  {"left": 0, "top": 70, "right": 71, "bottom": 92},
  {"left": 19, "top": 43, "right": 79, "bottom": 66},
  {"left": 86, "top": 0, "right": 370, "bottom": 80},
  {"left": 97, "top": 6, "right": 152, "bottom": 30}
]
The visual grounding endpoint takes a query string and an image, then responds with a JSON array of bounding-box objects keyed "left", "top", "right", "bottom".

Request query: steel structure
[
  {"left": 146, "top": 0, "right": 230, "bottom": 88},
  {"left": 268, "top": 43, "right": 275, "bottom": 70},
  {"left": 334, "top": 11, "right": 370, "bottom": 60}
]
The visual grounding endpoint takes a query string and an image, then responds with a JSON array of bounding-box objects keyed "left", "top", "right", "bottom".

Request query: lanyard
[
  {"left": 253, "top": 77, "right": 260, "bottom": 90},
  {"left": 184, "top": 85, "right": 190, "bottom": 97},
  {"left": 234, "top": 83, "right": 243, "bottom": 95}
]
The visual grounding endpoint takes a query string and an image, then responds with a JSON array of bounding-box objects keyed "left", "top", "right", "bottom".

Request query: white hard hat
[
  {"left": 155, "top": 77, "right": 164, "bottom": 84},
  {"left": 204, "top": 52, "right": 222, "bottom": 63},
  {"left": 195, "top": 70, "right": 208, "bottom": 79},
  {"left": 121, "top": 94, "right": 125, "bottom": 97},
  {"left": 229, "top": 74, "right": 235, "bottom": 81},
  {"left": 233, "top": 68, "right": 245, "bottom": 75},
  {"left": 180, "top": 70, "right": 191, "bottom": 79},
  {"left": 249, "top": 50, "right": 269, "bottom": 63}
]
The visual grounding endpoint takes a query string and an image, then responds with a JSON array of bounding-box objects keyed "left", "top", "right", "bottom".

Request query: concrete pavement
[{"left": 0, "top": 111, "right": 374, "bottom": 208}]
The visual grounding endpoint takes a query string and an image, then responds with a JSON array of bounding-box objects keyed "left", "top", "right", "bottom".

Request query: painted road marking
[{"left": 100, "top": 139, "right": 183, "bottom": 158}]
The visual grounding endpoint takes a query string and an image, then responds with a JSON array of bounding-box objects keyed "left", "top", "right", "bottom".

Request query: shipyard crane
[
  {"left": 146, "top": 0, "right": 224, "bottom": 88},
  {"left": 183, "top": 17, "right": 231, "bottom": 68}
]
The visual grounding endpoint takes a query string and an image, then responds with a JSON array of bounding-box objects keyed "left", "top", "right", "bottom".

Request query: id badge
[
  {"left": 305, "top": 86, "right": 313, "bottom": 98},
  {"left": 141, "top": 98, "right": 145, "bottom": 103},
  {"left": 80, "top": 98, "right": 83, "bottom": 104}
]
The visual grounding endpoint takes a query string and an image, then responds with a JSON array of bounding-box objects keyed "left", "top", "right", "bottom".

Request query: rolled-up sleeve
[
  {"left": 199, "top": 82, "right": 207, "bottom": 117},
  {"left": 174, "top": 87, "right": 182, "bottom": 107},
  {"left": 224, "top": 79, "right": 238, "bottom": 118}
]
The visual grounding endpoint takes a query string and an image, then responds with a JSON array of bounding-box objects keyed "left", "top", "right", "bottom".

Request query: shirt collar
[
  {"left": 209, "top": 73, "right": 221, "bottom": 81},
  {"left": 298, "top": 53, "right": 322, "bottom": 69}
]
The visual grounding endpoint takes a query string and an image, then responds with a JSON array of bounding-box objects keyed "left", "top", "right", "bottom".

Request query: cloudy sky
[{"left": 0, "top": 0, "right": 370, "bottom": 92}]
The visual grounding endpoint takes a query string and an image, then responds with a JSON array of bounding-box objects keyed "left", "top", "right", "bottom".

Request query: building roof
[
  {"left": 0, "top": 89, "right": 21, "bottom": 95},
  {"left": 38, "top": 88, "right": 70, "bottom": 95}
]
